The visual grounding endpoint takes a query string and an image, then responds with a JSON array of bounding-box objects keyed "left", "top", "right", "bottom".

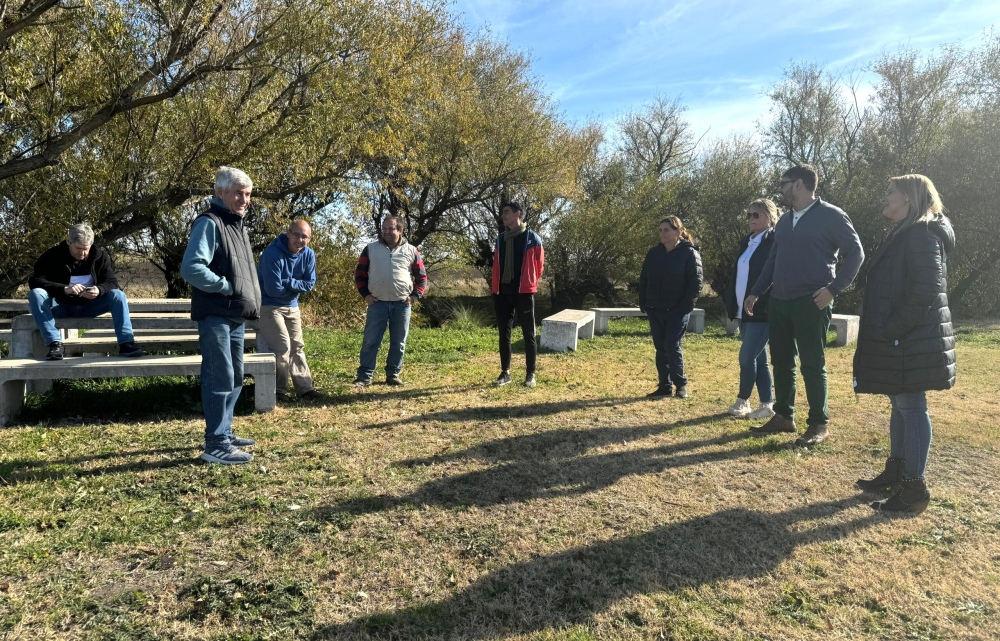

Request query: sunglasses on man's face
[{"left": 746, "top": 211, "right": 761, "bottom": 219}]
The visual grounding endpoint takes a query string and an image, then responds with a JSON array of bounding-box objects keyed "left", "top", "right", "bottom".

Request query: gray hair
[
  {"left": 214, "top": 166, "right": 254, "bottom": 192},
  {"left": 66, "top": 223, "right": 95, "bottom": 247}
]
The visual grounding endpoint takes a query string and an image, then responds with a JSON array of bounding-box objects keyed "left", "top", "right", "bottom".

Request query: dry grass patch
[{"left": 0, "top": 318, "right": 998, "bottom": 640}]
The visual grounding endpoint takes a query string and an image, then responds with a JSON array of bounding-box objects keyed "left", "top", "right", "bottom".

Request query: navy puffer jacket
[
  {"left": 852, "top": 215, "right": 956, "bottom": 395},
  {"left": 638, "top": 240, "right": 703, "bottom": 315}
]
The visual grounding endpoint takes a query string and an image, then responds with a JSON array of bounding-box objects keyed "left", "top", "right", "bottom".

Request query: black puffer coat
[
  {"left": 638, "top": 240, "right": 703, "bottom": 315},
  {"left": 852, "top": 215, "right": 956, "bottom": 395}
]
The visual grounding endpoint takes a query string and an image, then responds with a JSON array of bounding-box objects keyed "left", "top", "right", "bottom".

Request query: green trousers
[{"left": 768, "top": 295, "right": 832, "bottom": 426}]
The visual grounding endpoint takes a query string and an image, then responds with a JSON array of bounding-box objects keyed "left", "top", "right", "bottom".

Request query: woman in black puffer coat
[{"left": 853, "top": 174, "right": 956, "bottom": 514}]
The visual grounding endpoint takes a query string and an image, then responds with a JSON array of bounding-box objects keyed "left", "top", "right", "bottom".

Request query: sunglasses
[{"left": 745, "top": 211, "right": 761, "bottom": 219}]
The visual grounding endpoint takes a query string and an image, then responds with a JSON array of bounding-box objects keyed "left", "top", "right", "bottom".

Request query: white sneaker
[
  {"left": 748, "top": 402, "right": 776, "bottom": 420},
  {"left": 728, "top": 398, "right": 752, "bottom": 417}
]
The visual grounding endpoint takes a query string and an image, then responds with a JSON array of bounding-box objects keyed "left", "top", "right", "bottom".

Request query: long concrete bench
[
  {"left": 540, "top": 309, "right": 595, "bottom": 352},
  {"left": 62, "top": 332, "right": 257, "bottom": 356},
  {"left": 0, "top": 298, "right": 191, "bottom": 313},
  {"left": 590, "top": 307, "right": 705, "bottom": 334},
  {"left": 0, "top": 353, "right": 276, "bottom": 426},
  {"left": 830, "top": 314, "right": 860, "bottom": 346}
]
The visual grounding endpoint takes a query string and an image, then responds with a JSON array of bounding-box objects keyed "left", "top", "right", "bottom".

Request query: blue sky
[{"left": 455, "top": 0, "right": 996, "bottom": 141}]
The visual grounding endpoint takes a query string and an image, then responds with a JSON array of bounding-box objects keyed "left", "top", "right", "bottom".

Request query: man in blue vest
[{"left": 181, "top": 167, "right": 262, "bottom": 464}]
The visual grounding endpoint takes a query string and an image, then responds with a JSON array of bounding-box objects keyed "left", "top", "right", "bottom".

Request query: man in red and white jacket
[
  {"left": 354, "top": 215, "right": 428, "bottom": 387},
  {"left": 491, "top": 202, "right": 544, "bottom": 388}
]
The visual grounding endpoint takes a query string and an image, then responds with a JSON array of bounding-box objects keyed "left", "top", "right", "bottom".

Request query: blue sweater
[
  {"left": 257, "top": 233, "right": 316, "bottom": 307},
  {"left": 750, "top": 199, "right": 864, "bottom": 301}
]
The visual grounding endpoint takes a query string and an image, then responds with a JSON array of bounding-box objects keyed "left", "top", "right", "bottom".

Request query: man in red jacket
[{"left": 491, "top": 202, "right": 544, "bottom": 388}]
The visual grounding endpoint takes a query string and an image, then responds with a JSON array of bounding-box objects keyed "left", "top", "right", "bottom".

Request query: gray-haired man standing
[{"left": 181, "top": 167, "right": 262, "bottom": 465}]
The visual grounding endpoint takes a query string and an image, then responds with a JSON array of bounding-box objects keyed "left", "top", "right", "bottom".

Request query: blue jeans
[
  {"left": 28, "top": 288, "right": 135, "bottom": 345},
  {"left": 738, "top": 320, "right": 773, "bottom": 403},
  {"left": 647, "top": 310, "right": 689, "bottom": 389},
  {"left": 357, "top": 300, "right": 411, "bottom": 380},
  {"left": 888, "top": 392, "right": 932, "bottom": 480},
  {"left": 198, "top": 316, "right": 245, "bottom": 448}
]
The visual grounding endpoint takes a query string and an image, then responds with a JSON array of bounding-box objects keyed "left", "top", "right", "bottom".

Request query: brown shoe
[
  {"left": 750, "top": 413, "right": 796, "bottom": 434},
  {"left": 795, "top": 423, "right": 829, "bottom": 447}
]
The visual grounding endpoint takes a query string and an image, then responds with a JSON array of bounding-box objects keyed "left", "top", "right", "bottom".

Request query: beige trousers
[{"left": 258, "top": 305, "right": 313, "bottom": 395}]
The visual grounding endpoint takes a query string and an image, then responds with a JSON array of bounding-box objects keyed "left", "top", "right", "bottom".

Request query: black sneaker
[
  {"left": 276, "top": 391, "right": 297, "bottom": 403},
  {"left": 119, "top": 341, "right": 145, "bottom": 357},
  {"left": 674, "top": 386, "right": 688, "bottom": 399},
  {"left": 386, "top": 374, "right": 404, "bottom": 386},
  {"left": 524, "top": 373, "right": 536, "bottom": 388},
  {"left": 493, "top": 372, "right": 512, "bottom": 386},
  {"left": 299, "top": 389, "right": 324, "bottom": 400},
  {"left": 46, "top": 342, "right": 64, "bottom": 361},
  {"left": 646, "top": 386, "right": 671, "bottom": 399}
]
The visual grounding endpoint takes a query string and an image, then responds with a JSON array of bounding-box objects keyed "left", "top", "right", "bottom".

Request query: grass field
[{"left": 1, "top": 318, "right": 998, "bottom": 640}]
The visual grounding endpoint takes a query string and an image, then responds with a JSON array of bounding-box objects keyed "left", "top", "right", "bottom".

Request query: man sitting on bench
[{"left": 27, "top": 223, "right": 145, "bottom": 360}]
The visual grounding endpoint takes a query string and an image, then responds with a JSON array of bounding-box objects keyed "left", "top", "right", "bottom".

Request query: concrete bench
[
  {"left": 0, "top": 318, "right": 10, "bottom": 345},
  {"left": 0, "top": 353, "right": 276, "bottom": 426},
  {"left": 589, "top": 307, "right": 705, "bottom": 334},
  {"left": 62, "top": 332, "right": 257, "bottom": 357},
  {"left": 830, "top": 314, "right": 860, "bottom": 346},
  {"left": 0, "top": 298, "right": 191, "bottom": 313},
  {"left": 540, "top": 309, "right": 596, "bottom": 352},
  {"left": 591, "top": 308, "right": 647, "bottom": 334}
]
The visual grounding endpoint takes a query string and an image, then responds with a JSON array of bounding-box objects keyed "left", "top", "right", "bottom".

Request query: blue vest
[{"left": 190, "top": 204, "right": 261, "bottom": 322}]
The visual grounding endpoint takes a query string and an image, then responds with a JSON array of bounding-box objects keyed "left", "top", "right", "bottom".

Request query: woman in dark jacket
[
  {"left": 723, "top": 198, "right": 777, "bottom": 420},
  {"left": 639, "top": 216, "right": 703, "bottom": 399},
  {"left": 854, "top": 174, "right": 956, "bottom": 514}
]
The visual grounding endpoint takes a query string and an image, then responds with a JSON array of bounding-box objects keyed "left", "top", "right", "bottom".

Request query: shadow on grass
[
  {"left": 0, "top": 446, "right": 199, "bottom": 484},
  {"left": 310, "top": 496, "right": 873, "bottom": 640},
  {"left": 321, "top": 418, "right": 754, "bottom": 516},
  {"left": 361, "top": 395, "right": 649, "bottom": 430},
  {"left": 14, "top": 378, "right": 257, "bottom": 426}
]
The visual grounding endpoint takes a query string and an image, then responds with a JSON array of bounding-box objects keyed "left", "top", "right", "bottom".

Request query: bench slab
[
  {"left": 0, "top": 353, "right": 275, "bottom": 426},
  {"left": 541, "top": 310, "right": 596, "bottom": 352},
  {"left": 590, "top": 307, "right": 705, "bottom": 334},
  {"left": 830, "top": 314, "right": 860, "bottom": 346}
]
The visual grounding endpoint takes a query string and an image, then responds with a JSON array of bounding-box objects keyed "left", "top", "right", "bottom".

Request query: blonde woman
[
  {"left": 723, "top": 199, "right": 778, "bottom": 419},
  {"left": 853, "top": 174, "right": 956, "bottom": 514}
]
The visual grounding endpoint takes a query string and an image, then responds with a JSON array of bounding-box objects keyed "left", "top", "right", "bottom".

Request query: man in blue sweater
[
  {"left": 744, "top": 164, "right": 864, "bottom": 447},
  {"left": 181, "top": 167, "right": 261, "bottom": 465},
  {"left": 257, "top": 220, "right": 319, "bottom": 402}
]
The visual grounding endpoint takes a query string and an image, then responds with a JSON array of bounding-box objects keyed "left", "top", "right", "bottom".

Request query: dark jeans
[
  {"left": 738, "top": 320, "right": 773, "bottom": 403},
  {"left": 494, "top": 292, "right": 537, "bottom": 374},
  {"left": 768, "top": 295, "right": 832, "bottom": 426},
  {"left": 648, "top": 309, "right": 690, "bottom": 389}
]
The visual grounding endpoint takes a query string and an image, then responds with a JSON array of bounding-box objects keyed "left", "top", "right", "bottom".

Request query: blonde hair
[
  {"left": 747, "top": 198, "right": 778, "bottom": 228},
  {"left": 889, "top": 174, "right": 944, "bottom": 229},
  {"left": 659, "top": 215, "right": 693, "bottom": 243}
]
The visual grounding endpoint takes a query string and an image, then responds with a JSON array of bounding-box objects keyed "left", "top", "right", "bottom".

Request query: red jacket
[{"left": 491, "top": 229, "right": 544, "bottom": 294}]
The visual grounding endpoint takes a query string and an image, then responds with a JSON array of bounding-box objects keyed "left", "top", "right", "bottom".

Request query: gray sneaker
[
  {"left": 353, "top": 377, "right": 372, "bottom": 387},
  {"left": 201, "top": 446, "right": 253, "bottom": 465},
  {"left": 386, "top": 374, "right": 404, "bottom": 386},
  {"left": 524, "top": 373, "right": 536, "bottom": 388},
  {"left": 231, "top": 435, "right": 256, "bottom": 448},
  {"left": 493, "top": 372, "right": 512, "bottom": 386}
]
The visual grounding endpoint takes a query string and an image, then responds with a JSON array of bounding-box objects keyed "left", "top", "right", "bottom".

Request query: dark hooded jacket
[
  {"left": 852, "top": 215, "right": 956, "bottom": 395},
  {"left": 638, "top": 240, "right": 703, "bottom": 316}
]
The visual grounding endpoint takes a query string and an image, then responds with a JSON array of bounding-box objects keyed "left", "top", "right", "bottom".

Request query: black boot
[
  {"left": 856, "top": 457, "right": 903, "bottom": 493},
  {"left": 871, "top": 478, "right": 930, "bottom": 515}
]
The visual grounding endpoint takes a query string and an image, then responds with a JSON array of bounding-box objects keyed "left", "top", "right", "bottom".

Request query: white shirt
[
  {"left": 791, "top": 199, "right": 819, "bottom": 228},
  {"left": 734, "top": 231, "right": 765, "bottom": 319}
]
